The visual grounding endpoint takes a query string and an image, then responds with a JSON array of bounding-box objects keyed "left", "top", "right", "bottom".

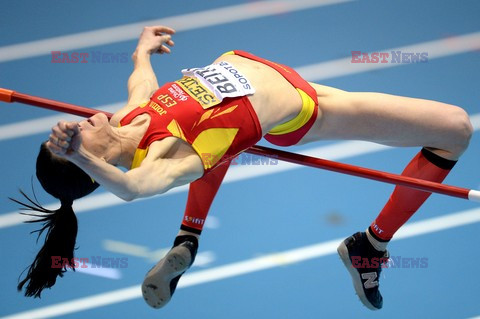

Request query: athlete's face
[{"left": 78, "top": 113, "right": 113, "bottom": 157}]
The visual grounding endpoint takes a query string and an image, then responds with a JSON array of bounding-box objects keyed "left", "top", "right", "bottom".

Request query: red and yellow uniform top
[
  {"left": 120, "top": 51, "right": 320, "bottom": 233},
  {"left": 119, "top": 60, "right": 262, "bottom": 174}
]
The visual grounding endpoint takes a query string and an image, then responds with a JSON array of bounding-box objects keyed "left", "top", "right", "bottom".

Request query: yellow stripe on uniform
[
  {"left": 118, "top": 120, "right": 149, "bottom": 170},
  {"left": 167, "top": 119, "right": 187, "bottom": 141},
  {"left": 191, "top": 128, "right": 239, "bottom": 169},
  {"left": 131, "top": 148, "right": 148, "bottom": 169},
  {"left": 267, "top": 88, "right": 316, "bottom": 136}
]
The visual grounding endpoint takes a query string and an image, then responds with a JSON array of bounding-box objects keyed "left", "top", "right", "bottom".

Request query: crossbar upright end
[
  {"left": 0, "top": 88, "right": 14, "bottom": 103},
  {"left": 468, "top": 190, "right": 480, "bottom": 202}
]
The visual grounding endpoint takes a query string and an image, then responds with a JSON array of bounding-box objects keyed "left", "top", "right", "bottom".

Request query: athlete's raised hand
[{"left": 136, "top": 26, "right": 175, "bottom": 55}]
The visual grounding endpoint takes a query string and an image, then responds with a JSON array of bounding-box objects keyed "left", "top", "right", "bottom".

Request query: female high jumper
[{"left": 14, "top": 25, "right": 472, "bottom": 310}]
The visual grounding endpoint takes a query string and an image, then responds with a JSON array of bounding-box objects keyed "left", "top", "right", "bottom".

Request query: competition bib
[{"left": 181, "top": 61, "right": 255, "bottom": 108}]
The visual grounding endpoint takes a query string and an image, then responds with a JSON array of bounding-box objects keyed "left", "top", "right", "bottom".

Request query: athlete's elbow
[
  {"left": 119, "top": 183, "right": 168, "bottom": 202},
  {"left": 116, "top": 190, "right": 138, "bottom": 202},
  {"left": 118, "top": 182, "right": 141, "bottom": 202},
  {"left": 120, "top": 193, "right": 137, "bottom": 202}
]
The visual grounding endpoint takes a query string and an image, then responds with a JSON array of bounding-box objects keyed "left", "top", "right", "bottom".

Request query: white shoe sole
[
  {"left": 337, "top": 241, "right": 378, "bottom": 311},
  {"left": 141, "top": 245, "right": 192, "bottom": 309}
]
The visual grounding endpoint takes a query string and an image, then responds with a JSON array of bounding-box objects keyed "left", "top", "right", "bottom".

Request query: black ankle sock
[
  {"left": 173, "top": 235, "right": 199, "bottom": 248},
  {"left": 366, "top": 227, "right": 389, "bottom": 252},
  {"left": 173, "top": 235, "right": 198, "bottom": 267},
  {"left": 421, "top": 148, "right": 457, "bottom": 169},
  {"left": 180, "top": 224, "right": 202, "bottom": 235}
]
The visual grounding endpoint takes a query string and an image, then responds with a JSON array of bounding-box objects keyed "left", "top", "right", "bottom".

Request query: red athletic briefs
[{"left": 225, "top": 50, "right": 319, "bottom": 147}]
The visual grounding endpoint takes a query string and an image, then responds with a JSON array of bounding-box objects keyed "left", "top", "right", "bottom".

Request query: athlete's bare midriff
[{"left": 213, "top": 54, "right": 304, "bottom": 135}]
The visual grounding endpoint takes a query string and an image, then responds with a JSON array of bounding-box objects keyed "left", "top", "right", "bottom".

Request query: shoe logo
[{"left": 361, "top": 272, "right": 379, "bottom": 289}]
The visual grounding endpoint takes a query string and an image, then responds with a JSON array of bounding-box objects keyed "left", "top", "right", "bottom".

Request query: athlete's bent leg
[{"left": 142, "top": 161, "right": 231, "bottom": 309}]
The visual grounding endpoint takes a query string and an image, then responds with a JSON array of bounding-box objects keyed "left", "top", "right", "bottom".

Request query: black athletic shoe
[
  {"left": 142, "top": 235, "right": 198, "bottom": 309},
  {"left": 337, "top": 232, "right": 389, "bottom": 310}
]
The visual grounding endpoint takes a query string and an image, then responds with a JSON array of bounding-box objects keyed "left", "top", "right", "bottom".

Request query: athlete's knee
[{"left": 444, "top": 105, "right": 473, "bottom": 155}]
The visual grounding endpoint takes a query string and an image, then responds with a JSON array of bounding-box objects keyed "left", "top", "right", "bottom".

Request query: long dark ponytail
[{"left": 11, "top": 142, "right": 99, "bottom": 298}]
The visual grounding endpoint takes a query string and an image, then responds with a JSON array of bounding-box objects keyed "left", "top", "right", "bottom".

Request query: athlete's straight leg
[
  {"left": 301, "top": 83, "right": 473, "bottom": 309},
  {"left": 301, "top": 83, "right": 472, "bottom": 159}
]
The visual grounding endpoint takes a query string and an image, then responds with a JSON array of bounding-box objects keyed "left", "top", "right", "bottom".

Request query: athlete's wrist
[
  {"left": 132, "top": 48, "right": 152, "bottom": 61},
  {"left": 67, "top": 145, "right": 95, "bottom": 166}
]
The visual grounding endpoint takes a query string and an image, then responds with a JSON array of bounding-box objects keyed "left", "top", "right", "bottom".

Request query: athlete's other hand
[
  {"left": 46, "top": 121, "right": 81, "bottom": 157},
  {"left": 136, "top": 26, "right": 175, "bottom": 55}
]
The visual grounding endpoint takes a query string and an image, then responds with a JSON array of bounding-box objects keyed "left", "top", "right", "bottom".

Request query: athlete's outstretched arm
[
  {"left": 47, "top": 122, "right": 203, "bottom": 201},
  {"left": 127, "top": 26, "right": 175, "bottom": 107},
  {"left": 59, "top": 144, "right": 200, "bottom": 201}
]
